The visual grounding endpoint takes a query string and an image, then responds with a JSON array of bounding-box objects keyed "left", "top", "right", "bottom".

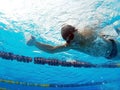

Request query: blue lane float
[
  {"left": 0, "top": 51, "right": 32, "bottom": 63},
  {"left": 0, "top": 51, "right": 120, "bottom": 68},
  {"left": 0, "top": 78, "right": 118, "bottom": 88},
  {"left": 34, "top": 57, "right": 96, "bottom": 68}
]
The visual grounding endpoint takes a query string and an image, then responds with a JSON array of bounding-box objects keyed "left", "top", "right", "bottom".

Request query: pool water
[{"left": 0, "top": 0, "right": 120, "bottom": 90}]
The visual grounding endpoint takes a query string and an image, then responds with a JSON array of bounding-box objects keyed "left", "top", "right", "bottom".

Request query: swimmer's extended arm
[
  {"left": 35, "top": 41, "right": 70, "bottom": 53},
  {"left": 26, "top": 36, "right": 70, "bottom": 53}
]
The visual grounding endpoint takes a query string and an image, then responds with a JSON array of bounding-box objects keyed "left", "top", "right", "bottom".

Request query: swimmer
[{"left": 27, "top": 24, "right": 120, "bottom": 60}]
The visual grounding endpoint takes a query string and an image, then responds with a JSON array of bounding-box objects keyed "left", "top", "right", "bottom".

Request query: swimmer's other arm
[{"left": 34, "top": 41, "right": 70, "bottom": 53}]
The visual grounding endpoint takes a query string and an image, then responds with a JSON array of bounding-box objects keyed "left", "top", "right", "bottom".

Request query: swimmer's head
[{"left": 61, "top": 24, "right": 77, "bottom": 43}]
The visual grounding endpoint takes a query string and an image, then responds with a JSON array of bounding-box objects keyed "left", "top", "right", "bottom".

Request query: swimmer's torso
[{"left": 69, "top": 28, "right": 112, "bottom": 57}]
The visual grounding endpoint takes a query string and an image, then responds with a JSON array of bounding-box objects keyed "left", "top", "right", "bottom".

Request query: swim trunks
[{"left": 106, "top": 39, "right": 118, "bottom": 59}]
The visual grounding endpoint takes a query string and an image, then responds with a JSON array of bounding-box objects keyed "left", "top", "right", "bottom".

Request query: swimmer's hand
[{"left": 26, "top": 35, "right": 36, "bottom": 46}]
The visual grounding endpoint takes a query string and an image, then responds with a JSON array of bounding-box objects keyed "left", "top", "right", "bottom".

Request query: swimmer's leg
[
  {"left": 113, "top": 20, "right": 120, "bottom": 35},
  {"left": 114, "top": 27, "right": 120, "bottom": 35},
  {"left": 100, "top": 34, "right": 115, "bottom": 40}
]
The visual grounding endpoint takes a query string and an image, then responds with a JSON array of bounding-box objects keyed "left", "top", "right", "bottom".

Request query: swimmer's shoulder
[{"left": 81, "top": 27, "right": 97, "bottom": 42}]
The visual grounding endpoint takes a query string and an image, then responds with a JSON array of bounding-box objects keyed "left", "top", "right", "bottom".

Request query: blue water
[{"left": 0, "top": 0, "right": 120, "bottom": 90}]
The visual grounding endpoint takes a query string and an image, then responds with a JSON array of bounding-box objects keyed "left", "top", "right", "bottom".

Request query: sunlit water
[{"left": 0, "top": 0, "right": 120, "bottom": 90}]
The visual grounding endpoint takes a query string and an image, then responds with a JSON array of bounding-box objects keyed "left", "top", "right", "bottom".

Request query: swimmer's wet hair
[{"left": 61, "top": 25, "right": 77, "bottom": 40}]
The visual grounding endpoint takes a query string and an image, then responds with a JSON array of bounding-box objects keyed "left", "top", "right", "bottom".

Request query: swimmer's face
[
  {"left": 65, "top": 33, "right": 74, "bottom": 44},
  {"left": 61, "top": 25, "right": 77, "bottom": 44}
]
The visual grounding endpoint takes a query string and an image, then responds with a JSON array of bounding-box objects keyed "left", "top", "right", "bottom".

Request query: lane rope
[
  {"left": 0, "top": 78, "right": 117, "bottom": 88},
  {"left": 0, "top": 51, "right": 120, "bottom": 68}
]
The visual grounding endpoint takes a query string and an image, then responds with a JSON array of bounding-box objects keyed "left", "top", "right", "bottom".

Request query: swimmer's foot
[{"left": 26, "top": 35, "right": 36, "bottom": 46}]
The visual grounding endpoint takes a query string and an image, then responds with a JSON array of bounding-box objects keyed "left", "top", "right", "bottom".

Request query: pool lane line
[
  {"left": 0, "top": 78, "right": 118, "bottom": 88},
  {"left": 0, "top": 51, "right": 120, "bottom": 68},
  {"left": 0, "top": 87, "right": 7, "bottom": 90}
]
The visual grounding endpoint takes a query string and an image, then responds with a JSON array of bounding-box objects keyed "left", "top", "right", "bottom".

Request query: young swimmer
[{"left": 27, "top": 24, "right": 120, "bottom": 60}]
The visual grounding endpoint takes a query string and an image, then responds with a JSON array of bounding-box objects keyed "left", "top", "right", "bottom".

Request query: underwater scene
[{"left": 0, "top": 0, "right": 120, "bottom": 90}]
